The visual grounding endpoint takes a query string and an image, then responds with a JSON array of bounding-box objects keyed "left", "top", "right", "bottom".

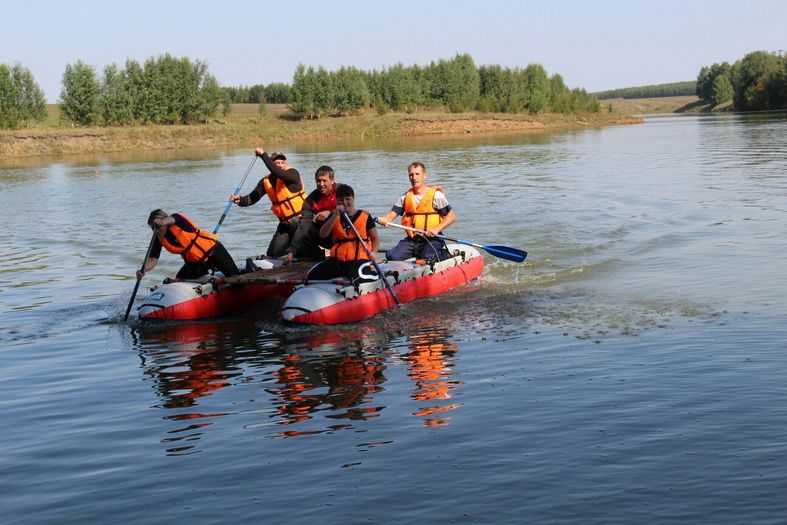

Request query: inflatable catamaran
[
  {"left": 135, "top": 244, "right": 484, "bottom": 323},
  {"left": 280, "top": 243, "right": 484, "bottom": 325},
  {"left": 133, "top": 222, "right": 523, "bottom": 323}
]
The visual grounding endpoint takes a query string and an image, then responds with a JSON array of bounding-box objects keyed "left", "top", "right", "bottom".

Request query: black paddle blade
[{"left": 484, "top": 245, "right": 527, "bottom": 263}]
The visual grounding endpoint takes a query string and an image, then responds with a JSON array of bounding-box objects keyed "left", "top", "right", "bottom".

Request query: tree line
[
  {"left": 1, "top": 55, "right": 227, "bottom": 129},
  {"left": 284, "top": 53, "right": 600, "bottom": 119},
  {"left": 594, "top": 81, "right": 696, "bottom": 100},
  {"left": 60, "top": 54, "right": 227, "bottom": 126},
  {"left": 696, "top": 50, "right": 787, "bottom": 109},
  {"left": 2, "top": 52, "right": 601, "bottom": 129},
  {"left": 224, "top": 83, "right": 291, "bottom": 104}
]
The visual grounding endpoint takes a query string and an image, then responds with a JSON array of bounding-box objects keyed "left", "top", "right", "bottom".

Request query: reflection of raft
[
  {"left": 281, "top": 244, "right": 483, "bottom": 325},
  {"left": 137, "top": 259, "right": 312, "bottom": 320}
]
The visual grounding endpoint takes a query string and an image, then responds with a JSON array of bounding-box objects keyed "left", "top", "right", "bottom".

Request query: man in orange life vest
[
  {"left": 307, "top": 184, "right": 380, "bottom": 283},
  {"left": 283, "top": 165, "right": 338, "bottom": 265},
  {"left": 376, "top": 162, "right": 456, "bottom": 261},
  {"left": 136, "top": 209, "right": 240, "bottom": 281},
  {"left": 229, "top": 148, "right": 306, "bottom": 258}
]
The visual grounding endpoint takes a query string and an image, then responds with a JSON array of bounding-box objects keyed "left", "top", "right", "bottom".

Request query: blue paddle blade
[{"left": 484, "top": 245, "right": 527, "bottom": 263}]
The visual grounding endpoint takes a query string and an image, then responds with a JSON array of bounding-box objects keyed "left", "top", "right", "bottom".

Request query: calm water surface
[{"left": 2, "top": 114, "right": 786, "bottom": 524}]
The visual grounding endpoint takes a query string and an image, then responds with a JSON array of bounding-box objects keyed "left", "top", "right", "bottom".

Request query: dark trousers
[
  {"left": 266, "top": 218, "right": 300, "bottom": 257},
  {"left": 386, "top": 236, "right": 449, "bottom": 262},
  {"left": 176, "top": 242, "right": 239, "bottom": 279},
  {"left": 307, "top": 258, "right": 377, "bottom": 283},
  {"left": 291, "top": 219, "right": 330, "bottom": 261}
]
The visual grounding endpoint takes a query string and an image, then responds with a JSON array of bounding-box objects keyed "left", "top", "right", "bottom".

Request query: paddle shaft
[
  {"left": 378, "top": 220, "right": 480, "bottom": 247},
  {"left": 213, "top": 155, "right": 257, "bottom": 234},
  {"left": 124, "top": 232, "right": 158, "bottom": 321},
  {"left": 342, "top": 210, "right": 401, "bottom": 306},
  {"left": 376, "top": 218, "right": 527, "bottom": 263}
]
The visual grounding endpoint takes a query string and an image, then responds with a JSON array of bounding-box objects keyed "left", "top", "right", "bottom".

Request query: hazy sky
[{"left": 3, "top": 0, "right": 785, "bottom": 102}]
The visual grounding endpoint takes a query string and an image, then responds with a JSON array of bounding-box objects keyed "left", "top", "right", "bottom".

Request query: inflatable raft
[
  {"left": 281, "top": 243, "right": 483, "bottom": 325},
  {"left": 137, "top": 259, "right": 311, "bottom": 320}
]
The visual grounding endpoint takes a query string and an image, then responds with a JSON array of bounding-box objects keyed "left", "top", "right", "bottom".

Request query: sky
[{"left": 3, "top": 0, "right": 786, "bottom": 102}]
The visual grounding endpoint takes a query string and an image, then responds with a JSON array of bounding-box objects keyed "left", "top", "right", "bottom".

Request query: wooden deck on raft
[{"left": 223, "top": 260, "right": 314, "bottom": 285}]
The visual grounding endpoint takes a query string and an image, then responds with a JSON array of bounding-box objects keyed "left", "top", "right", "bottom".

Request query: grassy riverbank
[
  {"left": 1, "top": 103, "right": 641, "bottom": 158},
  {"left": 599, "top": 95, "right": 731, "bottom": 114}
]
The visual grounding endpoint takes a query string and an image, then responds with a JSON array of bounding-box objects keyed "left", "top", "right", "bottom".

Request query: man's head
[
  {"left": 147, "top": 209, "right": 168, "bottom": 228},
  {"left": 336, "top": 183, "right": 355, "bottom": 210},
  {"left": 407, "top": 162, "right": 427, "bottom": 191},
  {"left": 270, "top": 151, "right": 287, "bottom": 169},
  {"left": 336, "top": 183, "right": 354, "bottom": 200},
  {"left": 314, "top": 165, "right": 336, "bottom": 196}
]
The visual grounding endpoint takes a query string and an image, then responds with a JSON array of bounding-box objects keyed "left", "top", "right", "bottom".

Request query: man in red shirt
[{"left": 284, "top": 165, "right": 338, "bottom": 265}]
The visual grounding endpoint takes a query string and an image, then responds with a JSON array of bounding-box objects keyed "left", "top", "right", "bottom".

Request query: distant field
[{"left": 602, "top": 96, "right": 701, "bottom": 114}]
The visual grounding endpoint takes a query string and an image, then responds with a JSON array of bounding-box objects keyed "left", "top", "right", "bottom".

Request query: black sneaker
[{"left": 245, "top": 258, "right": 256, "bottom": 273}]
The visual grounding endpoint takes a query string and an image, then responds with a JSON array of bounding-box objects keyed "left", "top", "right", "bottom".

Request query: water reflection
[
  {"left": 133, "top": 317, "right": 464, "bottom": 454},
  {"left": 403, "top": 331, "right": 462, "bottom": 427},
  {"left": 265, "top": 327, "right": 391, "bottom": 437}
]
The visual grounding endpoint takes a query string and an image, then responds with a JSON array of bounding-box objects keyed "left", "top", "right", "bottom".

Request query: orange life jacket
[
  {"left": 263, "top": 175, "right": 306, "bottom": 221},
  {"left": 158, "top": 214, "right": 218, "bottom": 264},
  {"left": 402, "top": 186, "right": 444, "bottom": 237},
  {"left": 331, "top": 210, "right": 371, "bottom": 262}
]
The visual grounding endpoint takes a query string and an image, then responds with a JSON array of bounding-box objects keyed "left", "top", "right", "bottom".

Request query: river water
[{"left": 2, "top": 113, "right": 786, "bottom": 524}]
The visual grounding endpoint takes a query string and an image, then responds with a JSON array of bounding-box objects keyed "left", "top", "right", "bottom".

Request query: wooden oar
[
  {"left": 124, "top": 232, "right": 157, "bottom": 321},
  {"left": 213, "top": 155, "right": 257, "bottom": 234},
  {"left": 343, "top": 211, "right": 401, "bottom": 306},
  {"left": 376, "top": 219, "right": 527, "bottom": 263}
]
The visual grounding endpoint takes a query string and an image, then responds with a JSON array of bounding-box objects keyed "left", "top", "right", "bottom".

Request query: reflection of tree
[{"left": 402, "top": 331, "right": 462, "bottom": 428}]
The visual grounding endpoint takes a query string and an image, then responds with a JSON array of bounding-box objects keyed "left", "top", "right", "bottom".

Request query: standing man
[
  {"left": 229, "top": 148, "right": 306, "bottom": 257},
  {"left": 376, "top": 162, "right": 456, "bottom": 261},
  {"left": 284, "top": 165, "right": 338, "bottom": 265}
]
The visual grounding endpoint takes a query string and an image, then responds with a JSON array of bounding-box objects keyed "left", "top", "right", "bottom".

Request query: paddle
[
  {"left": 213, "top": 155, "right": 257, "bottom": 234},
  {"left": 342, "top": 210, "right": 401, "bottom": 306},
  {"left": 124, "top": 231, "right": 158, "bottom": 321},
  {"left": 375, "top": 219, "right": 527, "bottom": 263}
]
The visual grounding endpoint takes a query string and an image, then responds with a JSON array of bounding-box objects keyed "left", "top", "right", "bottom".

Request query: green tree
[
  {"left": 431, "top": 53, "right": 479, "bottom": 112},
  {"left": 100, "top": 63, "right": 133, "bottom": 125},
  {"left": 710, "top": 74, "right": 733, "bottom": 105},
  {"left": 0, "top": 63, "right": 47, "bottom": 128},
  {"left": 0, "top": 64, "right": 17, "bottom": 128},
  {"left": 197, "top": 73, "right": 224, "bottom": 122},
  {"left": 13, "top": 64, "right": 47, "bottom": 125},
  {"left": 313, "top": 66, "right": 335, "bottom": 117},
  {"left": 246, "top": 84, "right": 265, "bottom": 103},
  {"left": 377, "top": 63, "right": 422, "bottom": 112},
  {"left": 123, "top": 59, "right": 145, "bottom": 123},
  {"left": 732, "top": 51, "right": 782, "bottom": 110},
  {"left": 523, "top": 64, "right": 549, "bottom": 112},
  {"left": 333, "top": 66, "right": 370, "bottom": 114},
  {"left": 478, "top": 64, "right": 505, "bottom": 112},
  {"left": 696, "top": 62, "right": 731, "bottom": 100},
  {"left": 289, "top": 64, "right": 317, "bottom": 118},
  {"left": 264, "top": 83, "right": 290, "bottom": 103},
  {"left": 60, "top": 60, "right": 100, "bottom": 126},
  {"left": 548, "top": 73, "right": 572, "bottom": 112}
]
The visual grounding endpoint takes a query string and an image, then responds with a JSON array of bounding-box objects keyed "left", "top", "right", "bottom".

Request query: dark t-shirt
[{"left": 239, "top": 153, "right": 302, "bottom": 206}]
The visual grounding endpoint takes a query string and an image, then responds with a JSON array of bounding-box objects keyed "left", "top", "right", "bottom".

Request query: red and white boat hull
[{"left": 281, "top": 244, "right": 483, "bottom": 325}]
